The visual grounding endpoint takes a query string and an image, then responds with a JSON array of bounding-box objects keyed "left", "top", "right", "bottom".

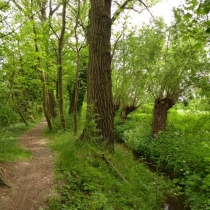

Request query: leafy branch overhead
[{"left": 175, "top": 0, "right": 210, "bottom": 34}]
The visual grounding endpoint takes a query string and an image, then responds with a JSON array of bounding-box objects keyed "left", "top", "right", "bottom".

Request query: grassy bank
[
  {"left": 46, "top": 130, "right": 177, "bottom": 210},
  {"left": 0, "top": 123, "right": 34, "bottom": 162}
]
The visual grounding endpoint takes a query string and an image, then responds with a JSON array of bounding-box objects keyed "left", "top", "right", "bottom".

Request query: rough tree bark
[
  {"left": 79, "top": 0, "right": 114, "bottom": 151},
  {"left": 152, "top": 98, "right": 174, "bottom": 137}
]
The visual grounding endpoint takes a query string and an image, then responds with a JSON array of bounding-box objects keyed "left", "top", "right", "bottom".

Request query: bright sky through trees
[{"left": 131, "top": 0, "right": 184, "bottom": 25}]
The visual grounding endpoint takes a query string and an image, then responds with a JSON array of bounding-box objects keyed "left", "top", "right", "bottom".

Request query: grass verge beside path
[
  {"left": 46, "top": 130, "right": 177, "bottom": 210},
  {"left": 0, "top": 122, "right": 36, "bottom": 162}
]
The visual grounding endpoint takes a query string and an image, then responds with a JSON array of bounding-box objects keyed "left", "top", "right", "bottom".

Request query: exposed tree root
[{"left": 0, "top": 167, "right": 12, "bottom": 188}]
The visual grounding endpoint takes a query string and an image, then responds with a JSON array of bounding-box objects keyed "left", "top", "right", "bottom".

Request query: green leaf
[
  {"left": 184, "top": 13, "right": 193, "bottom": 21},
  {"left": 194, "top": 43, "right": 203, "bottom": 50},
  {"left": 203, "top": 0, "right": 210, "bottom": 7},
  {"left": 191, "top": 0, "right": 199, "bottom": 7},
  {"left": 206, "top": 27, "right": 210, "bottom": 33},
  {"left": 197, "top": 8, "right": 207, "bottom": 15}
]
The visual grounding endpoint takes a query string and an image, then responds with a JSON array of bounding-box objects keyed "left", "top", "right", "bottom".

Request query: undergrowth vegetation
[
  {"left": 115, "top": 106, "right": 210, "bottom": 209},
  {"left": 0, "top": 123, "right": 33, "bottom": 162},
  {"left": 47, "top": 130, "right": 177, "bottom": 210}
]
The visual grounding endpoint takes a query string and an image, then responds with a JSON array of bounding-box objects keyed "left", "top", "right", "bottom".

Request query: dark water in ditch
[
  {"left": 116, "top": 143, "right": 190, "bottom": 209},
  {"left": 164, "top": 195, "right": 190, "bottom": 210},
  {"left": 131, "top": 148, "right": 191, "bottom": 210},
  {"left": 143, "top": 160, "right": 190, "bottom": 210}
]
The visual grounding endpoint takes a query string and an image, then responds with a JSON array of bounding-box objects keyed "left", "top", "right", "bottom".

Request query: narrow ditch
[
  {"left": 117, "top": 143, "right": 190, "bottom": 210},
  {"left": 133, "top": 153, "right": 191, "bottom": 210}
]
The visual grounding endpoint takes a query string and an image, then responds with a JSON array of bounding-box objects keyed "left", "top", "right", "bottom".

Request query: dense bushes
[
  {"left": 115, "top": 109, "right": 210, "bottom": 209},
  {"left": 0, "top": 104, "right": 19, "bottom": 127}
]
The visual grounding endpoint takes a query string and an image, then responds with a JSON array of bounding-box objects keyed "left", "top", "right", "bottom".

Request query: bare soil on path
[{"left": 0, "top": 120, "right": 55, "bottom": 210}]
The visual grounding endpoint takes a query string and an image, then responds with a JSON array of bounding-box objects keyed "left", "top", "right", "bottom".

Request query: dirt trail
[{"left": 0, "top": 120, "right": 55, "bottom": 210}]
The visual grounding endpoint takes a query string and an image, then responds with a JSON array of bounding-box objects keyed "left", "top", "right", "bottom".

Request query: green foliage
[
  {"left": 82, "top": 103, "right": 101, "bottom": 143},
  {"left": 0, "top": 103, "right": 19, "bottom": 127},
  {"left": 112, "top": 18, "right": 209, "bottom": 114},
  {"left": 115, "top": 111, "right": 152, "bottom": 149},
  {"left": 51, "top": 114, "right": 74, "bottom": 132},
  {"left": 0, "top": 123, "right": 32, "bottom": 162},
  {"left": 175, "top": 0, "right": 210, "bottom": 38},
  {"left": 112, "top": 19, "right": 166, "bottom": 109},
  {"left": 115, "top": 108, "right": 210, "bottom": 209},
  {"left": 47, "top": 130, "right": 173, "bottom": 210}
]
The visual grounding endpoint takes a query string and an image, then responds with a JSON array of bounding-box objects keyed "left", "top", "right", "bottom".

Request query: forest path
[{"left": 0, "top": 120, "right": 55, "bottom": 210}]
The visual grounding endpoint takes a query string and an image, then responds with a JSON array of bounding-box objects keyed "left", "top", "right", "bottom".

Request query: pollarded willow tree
[
  {"left": 112, "top": 19, "right": 165, "bottom": 120},
  {"left": 112, "top": 18, "right": 209, "bottom": 137},
  {"left": 150, "top": 24, "right": 209, "bottom": 137}
]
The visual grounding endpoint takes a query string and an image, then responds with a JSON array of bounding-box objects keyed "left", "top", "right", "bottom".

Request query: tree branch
[
  {"left": 111, "top": 0, "right": 154, "bottom": 24},
  {"left": 111, "top": 33, "right": 122, "bottom": 61},
  {"left": 0, "top": 0, "right": 10, "bottom": 10},
  {"left": 111, "top": 0, "right": 134, "bottom": 24},
  {"left": 0, "top": 13, "right": 36, "bottom": 38},
  {"left": 137, "top": 0, "right": 155, "bottom": 19}
]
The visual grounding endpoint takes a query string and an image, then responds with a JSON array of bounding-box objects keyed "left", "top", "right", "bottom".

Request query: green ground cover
[
  {"left": 0, "top": 123, "right": 33, "bottom": 162},
  {"left": 47, "top": 130, "right": 176, "bottom": 210},
  {"left": 115, "top": 107, "right": 210, "bottom": 209}
]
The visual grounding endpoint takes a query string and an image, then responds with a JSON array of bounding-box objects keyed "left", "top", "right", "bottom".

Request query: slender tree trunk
[
  {"left": 17, "top": 108, "right": 28, "bottom": 126},
  {"left": 69, "top": 80, "right": 87, "bottom": 115},
  {"left": 73, "top": 0, "right": 81, "bottom": 135},
  {"left": 32, "top": 22, "right": 52, "bottom": 131},
  {"left": 42, "top": 79, "right": 53, "bottom": 131},
  {"left": 57, "top": 1, "right": 67, "bottom": 130},
  {"left": 69, "top": 57, "right": 87, "bottom": 115},
  {"left": 152, "top": 98, "right": 174, "bottom": 137},
  {"left": 48, "top": 90, "right": 57, "bottom": 118},
  {"left": 79, "top": 0, "right": 114, "bottom": 152},
  {"left": 68, "top": 84, "right": 74, "bottom": 115},
  {"left": 73, "top": 75, "right": 79, "bottom": 135}
]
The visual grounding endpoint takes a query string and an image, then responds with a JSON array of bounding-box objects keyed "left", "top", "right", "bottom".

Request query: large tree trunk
[
  {"left": 152, "top": 98, "right": 174, "bottom": 137},
  {"left": 79, "top": 0, "right": 114, "bottom": 151}
]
